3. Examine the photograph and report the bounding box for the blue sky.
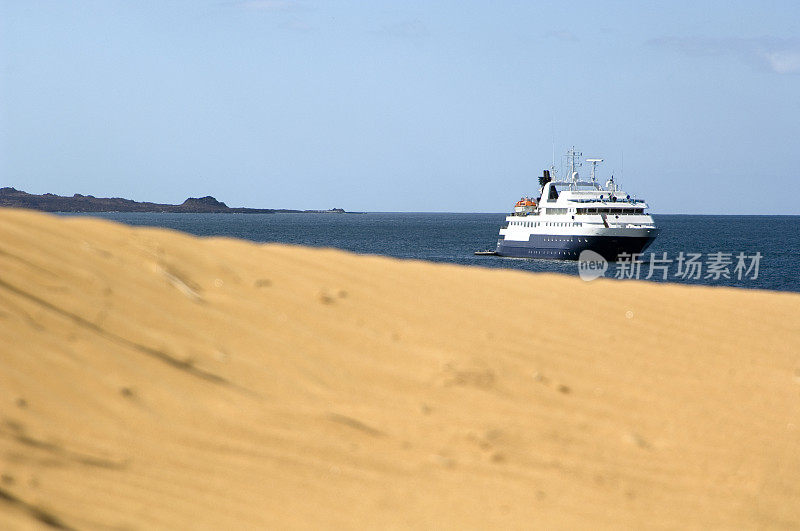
[2,0,798,213]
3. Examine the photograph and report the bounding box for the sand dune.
[0,208,798,529]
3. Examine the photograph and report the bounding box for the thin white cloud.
[230,0,315,31]
[238,0,292,10]
[279,19,314,32]
[547,30,578,42]
[764,50,800,74]
[234,0,312,12]
[374,18,428,39]
[647,36,800,75]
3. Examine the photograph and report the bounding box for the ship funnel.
[538,169,551,187]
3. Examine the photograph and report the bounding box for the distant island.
[0,187,349,214]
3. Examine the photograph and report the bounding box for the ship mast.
[564,146,582,189]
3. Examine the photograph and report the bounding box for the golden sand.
[0,208,798,529]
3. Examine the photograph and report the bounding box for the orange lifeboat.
[515,197,537,208]
[513,197,537,214]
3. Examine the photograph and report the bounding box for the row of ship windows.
[510,221,582,227]
[576,207,644,214]
[543,207,644,215]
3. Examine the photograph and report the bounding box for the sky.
[1,0,799,214]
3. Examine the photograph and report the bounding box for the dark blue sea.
[64,213,800,293]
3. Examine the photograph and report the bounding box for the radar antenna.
[586,158,603,183]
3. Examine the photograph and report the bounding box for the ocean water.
[63,213,800,293]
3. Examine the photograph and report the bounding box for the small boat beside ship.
[482,147,658,261]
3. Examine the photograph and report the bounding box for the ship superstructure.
[495,147,658,260]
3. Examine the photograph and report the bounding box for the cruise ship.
[494,148,658,260]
